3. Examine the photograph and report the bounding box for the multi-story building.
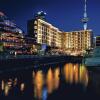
[27,11,62,49]
[0,12,25,54]
[96,36,100,47]
[27,11,93,55]
[62,30,93,55]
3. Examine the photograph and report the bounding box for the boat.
[84,47,100,67]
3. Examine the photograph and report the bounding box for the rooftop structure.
[34,11,47,20]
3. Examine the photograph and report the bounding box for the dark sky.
[0,0,100,36]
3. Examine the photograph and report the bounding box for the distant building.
[0,12,25,54]
[27,11,62,49]
[96,36,100,47]
[62,30,93,55]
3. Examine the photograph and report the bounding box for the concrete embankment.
[0,55,83,70]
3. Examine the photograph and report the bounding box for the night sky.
[0,0,100,36]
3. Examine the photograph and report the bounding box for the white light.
[38,11,41,15]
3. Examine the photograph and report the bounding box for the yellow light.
[73,64,79,83]
[20,83,25,92]
[54,68,60,89]
[79,64,89,87]
[1,80,5,90]
[46,68,54,94]
[34,71,44,99]
[4,84,10,96]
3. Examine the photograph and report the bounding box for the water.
[0,63,100,100]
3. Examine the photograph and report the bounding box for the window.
[34,21,37,24]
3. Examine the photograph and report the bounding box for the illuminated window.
[34,21,37,24]
[34,26,37,29]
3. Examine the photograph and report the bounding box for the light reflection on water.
[20,83,25,92]
[79,65,88,86]
[63,64,88,86]
[46,68,54,94]
[1,80,5,91]
[54,68,60,89]
[0,63,88,99]
[34,71,44,99]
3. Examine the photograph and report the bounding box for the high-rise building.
[27,11,93,55]
[27,11,62,49]
[62,30,93,55]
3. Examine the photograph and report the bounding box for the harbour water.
[0,62,100,100]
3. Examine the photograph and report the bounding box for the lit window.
[34,26,37,29]
[34,21,37,24]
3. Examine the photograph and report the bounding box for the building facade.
[62,30,93,55]
[27,12,93,55]
[96,36,100,47]
[0,12,25,54]
[27,11,62,49]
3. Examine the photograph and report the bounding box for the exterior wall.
[96,36,100,47]
[62,30,93,54]
[61,33,67,49]
[28,18,62,48]
[0,32,25,53]
[0,12,25,54]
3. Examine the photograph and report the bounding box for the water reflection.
[42,87,48,100]
[74,64,79,83]
[0,63,89,100]
[54,68,60,89]
[33,71,44,99]
[4,83,10,96]
[63,63,88,86]
[79,65,88,86]
[20,83,25,92]
[0,78,26,96]
[13,78,18,86]
[46,68,54,94]
[64,63,74,83]
[32,67,60,99]
[1,80,5,90]
[2,79,13,96]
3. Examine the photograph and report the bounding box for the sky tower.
[82,0,89,30]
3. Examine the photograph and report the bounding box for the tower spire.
[84,0,87,17]
[82,0,89,30]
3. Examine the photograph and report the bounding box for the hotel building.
[62,30,93,54]
[27,11,93,55]
[27,11,62,49]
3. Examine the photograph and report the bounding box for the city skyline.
[0,0,100,35]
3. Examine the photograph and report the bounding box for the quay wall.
[0,55,83,70]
